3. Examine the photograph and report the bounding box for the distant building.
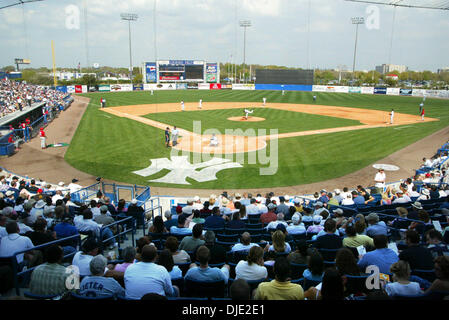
[50,72,97,80]
[438,67,449,74]
[375,64,408,74]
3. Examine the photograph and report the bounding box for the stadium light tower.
[239,20,251,83]
[121,13,138,83]
[351,17,364,82]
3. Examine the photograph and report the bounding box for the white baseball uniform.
[263,98,266,106]
[390,110,394,124]
[181,101,185,111]
[199,99,202,109]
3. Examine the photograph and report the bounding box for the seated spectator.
[314,219,342,250]
[260,203,277,225]
[156,249,183,280]
[54,212,79,256]
[301,207,313,223]
[254,256,304,300]
[186,209,205,228]
[113,246,136,273]
[425,256,449,294]
[135,236,152,262]
[246,198,261,216]
[179,224,205,252]
[384,260,422,297]
[265,230,292,254]
[399,230,434,270]
[357,235,398,274]
[227,211,246,229]
[116,199,128,216]
[332,208,347,229]
[342,223,374,249]
[341,193,355,206]
[170,215,192,236]
[202,230,227,264]
[335,248,361,276]
[29,245,72,296]
[203,207,225,229]
[25,217,56,247]
[288,239,314,265]
[79,255,125,299]
[231,232,259,252]
[409,210,434,235]
[303,252,324,282]
[149,215,168,234]
[266,213,288,231]
[72,238,101,277]
[304,267,346,300]
[94,205,115,228]
[365,213,388,238]
[388,207,411,230]
[425,229,449,258]
[185,246,230,283]
[287,213,306,235]
[392,189,412,204]
[235,246,268,281]
[0,221,35,269]
[230,279,251,300]
[124,245,177,299]
[165,236,191,264]
[164,210,178,230]
[354,214,367,235]
[306,215,324,234]
[126,199,145,227]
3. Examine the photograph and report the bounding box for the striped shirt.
[29,263,71,295]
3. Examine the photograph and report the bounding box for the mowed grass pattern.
[66,90,449,189]
[143,108,362,135]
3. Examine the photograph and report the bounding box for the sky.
[0,0,448,72]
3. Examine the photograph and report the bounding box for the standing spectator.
[124,245,177,299]
[374,169,386,189]
[235,246,268,281]
[385,260,422,297]
[254,257,304,300]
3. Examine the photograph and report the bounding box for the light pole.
[239,20,251,83]
[121,13,138,83]
[351,17,364,83]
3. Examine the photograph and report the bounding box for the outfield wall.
[55,84,449,99]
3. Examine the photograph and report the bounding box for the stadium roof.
[344,0,449,10]
[0,0,44,10]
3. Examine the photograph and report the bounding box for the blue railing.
[100,216,135,256]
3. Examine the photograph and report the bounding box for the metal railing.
[100,216,135,256]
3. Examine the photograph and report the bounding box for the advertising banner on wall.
[56,86,67,93]
[386,88,400,96]
[109,84,133,92]
[145,62,157,83]
[255,84,312,91]
[412,89,426,97]
[361,87,375,94]
[176,83,187,90]
[99,85,110,92]
[144,84,157,91]
[348,87,361,94]
[210,83,221,90]
[232,84,256,90]
[67,86,75,93]
[75,85,83,93]
[400,88,412,96]
[312,85,327,92]
[374,87,387,95]
[221,84,233,89]
[206,63,218,83]
[198,83,210,90]
[334,86,349,93]
[133,84,144,91]
[155,83,176,90]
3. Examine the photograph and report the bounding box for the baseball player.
[262,97,266,106]
[164,127,170,148]
[171,126,179,146]
[39,127,47,149]
[181,100,185,111]
[244,109,254,120]
[210,134,218,147]
[151,88,154,95]
[390,109,395,124]
[199,99,202,109]
[281,85,285,96]
[313,95,317,102]
[419,102,424,115]
[421,108,425,121]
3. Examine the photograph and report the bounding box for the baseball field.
[66,90,449,189]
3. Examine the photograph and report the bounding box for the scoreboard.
[143,60,219,84]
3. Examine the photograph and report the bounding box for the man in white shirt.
[246,198,260,215]
[287,213,306,235]
[124,245,177,299]
[262,97,266,106]
[231,232,259,252]
[266,213,288,231]
[74,209,101,238]
[72,238,101,277]
[341,194,355,206]
[68,179,83,194]
[0,221,34,265]
[199,99,202,109]
[392,190,412,204]
[374,169,386,189]
[171,126,179,147]
[192,196,203,211]
[181,200,194,216]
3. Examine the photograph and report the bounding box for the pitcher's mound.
[228,116,266,122]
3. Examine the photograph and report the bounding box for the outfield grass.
[66,90,449,189]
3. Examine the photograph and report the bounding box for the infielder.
[39,127,47,149]
[181,100,185,111]
[281,85,285,96]
[244,109,254,120]
[419,102,424,115]
[199,99,202,109]
[262,97,266,106]
[390,109,395,124]
[171,126,179,146]
[421,108,425,121]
